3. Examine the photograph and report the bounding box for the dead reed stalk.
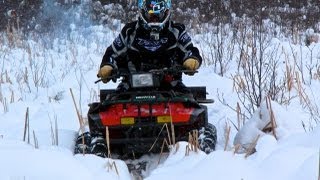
[165,123,172,146]
[148,123,167,152]
[295,72,319,119]
[232,75,246,93]
[70,88,86,154]
[69,88,84,130]
[185,144,191,156]
[245,135,260,158]
[169,105,176,146]
[193,130,199,153]
[285,58,294,91]
[106,126,111,158]
[186,130,199,155]
[33,130,39,149]
[224,123,231,151]
[49,114,59,146]
[158,139,169,164]
[5,70,12,84]
[3,98,8,113]
[236,102,242,130]
[55,118,59,146]
[50,120,55,145]
[170,123,175,146]
[23,107,30,143]
[174,142,180,154]
[265,96,277,139]
[233,144,241,154]
[10,90,14,103]
[106,161,119,176]
[104,127,119,176]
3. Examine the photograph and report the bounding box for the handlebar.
[95,66,198,84]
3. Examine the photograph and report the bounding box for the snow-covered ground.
[1,5,320,180]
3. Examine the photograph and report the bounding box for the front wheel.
[198,123,217,154]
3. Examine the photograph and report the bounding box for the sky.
[1,2,320,180]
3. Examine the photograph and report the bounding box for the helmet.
[138,0,171,31]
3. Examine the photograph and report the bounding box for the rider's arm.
[100,22,137,69]
[174,23,203,67]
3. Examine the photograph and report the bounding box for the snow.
[1,8,320,180]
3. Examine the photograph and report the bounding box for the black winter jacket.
[101,20,202,75]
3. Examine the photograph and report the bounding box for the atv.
[74,66,217,158]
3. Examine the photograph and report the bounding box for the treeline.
[97,0,320,30]
[1,0,320,33]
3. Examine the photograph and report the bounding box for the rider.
[98,0,202,93]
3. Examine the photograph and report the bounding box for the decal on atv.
[134,95,157,100]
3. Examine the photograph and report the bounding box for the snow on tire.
[198,123,217,154]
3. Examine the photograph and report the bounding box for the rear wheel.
[90,135,108,158]
[74,132,109,158]
[74,132,92,154]
[198,123,217,154]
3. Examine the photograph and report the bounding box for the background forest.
[1,0,320,34]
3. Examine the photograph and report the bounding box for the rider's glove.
[183,58,199,75]
[98,65,113,83]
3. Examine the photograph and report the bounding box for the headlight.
[132,73,154,88]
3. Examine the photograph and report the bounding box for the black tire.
[74,132,92,154]
[90,136,108,158]
[198,123,217,154]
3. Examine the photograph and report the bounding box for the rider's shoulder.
[121,21,139,35]
[170,21,186,32]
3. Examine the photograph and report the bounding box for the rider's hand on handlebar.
[183,58,199,76]
[98,65,113,83]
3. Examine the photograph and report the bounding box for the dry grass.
[70,88,84,133]
[313,67,320,81]
[236,102,243,130]
[50,119,55,145]
[184,129,201,156]
[169,105,176,147]
[263,96,278,139]
[49,115,59,146]
[33,130,39,149]
[159,139,169,164]
[232,75,246,93]
[233,144,242,155]
[105,126,111,158]
[244,135,260,158]
[148,123,169,152]
[187,130,199,153]
[104,126,119,176]
[284,55,295,92]
[23,107,30,143]
[70,88,88,155]
[2,97,8,113]
[105,160,119,176]
[224,123,231,151]
[295,73,320,123]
